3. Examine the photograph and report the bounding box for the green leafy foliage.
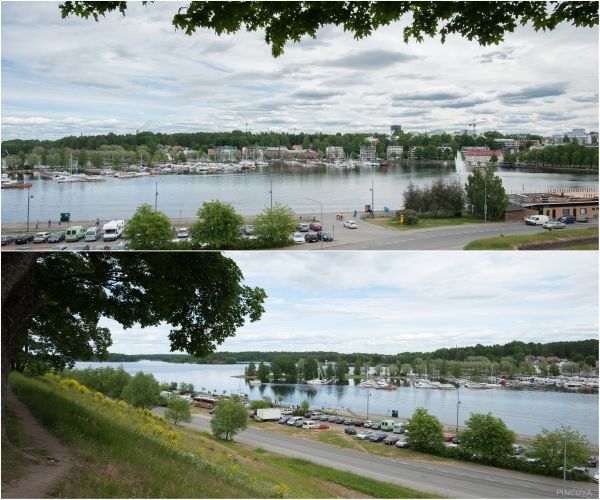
[465,166,509,219]
[210,398,248,440]
[251,202,295,247]
[164,395,193,425]
[458,412,516,461]
[121,371,160,409]
[529,426,591,470]
[335,359,349,381]
[189,200,245,249]
[256,361,270,382]
[300,399,310,413]
[123,203,175,249]
[61,365,131,399]
[402,178,464,216]
[403,407,445,454]
[249,399,271,410]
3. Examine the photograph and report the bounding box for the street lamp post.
[370,179,374,217]
[484,177,487,222]
[270,177,273,209]
[155,182,159,211]
[26,189,33,232]
[305,197,323,250]
[553,418,567,499]
[456,388,461,433]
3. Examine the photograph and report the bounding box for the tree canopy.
[465,166,509,220]
[164,395,193,425]
[190,200,245,250]
[123,203,175,250]
[121,371,161,409]
[458,412,516,461]
[251,202,296,247]
[529,426,591,470]
[210,398,248,440]
[1,252,266,438]
[59,1,598,57]
[403,407,445,454]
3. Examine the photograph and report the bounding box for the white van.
[65,226,85,242]
[287,417,301,426]
[381,420,396,431]
[85,226,102,242]
[393,423,405,434]
[525,215,549,225]
[302,420,316,429]
[103,220,124,241]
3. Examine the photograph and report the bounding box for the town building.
[505,188,599,221]
[464,149,503,164]
[360,146,377,161]
[386,145,403,158]
[325,146,345,160]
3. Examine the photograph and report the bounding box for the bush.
[394,209,420,225]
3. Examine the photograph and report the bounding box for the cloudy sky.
[101,252,599,356]
[1,2,598,141]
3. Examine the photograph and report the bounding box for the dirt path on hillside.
[2,387,77,498]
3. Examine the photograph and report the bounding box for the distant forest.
[103,339,598,366]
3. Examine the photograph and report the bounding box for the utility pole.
[155,182,158,211]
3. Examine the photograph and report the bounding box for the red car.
[444,433,455,442]
[312,424,329,430]
[383,436,400,445]
[309,222,322,231]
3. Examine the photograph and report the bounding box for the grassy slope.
[464,226,598,250]
[7,373,440,499]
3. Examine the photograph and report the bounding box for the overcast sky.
[1,2,598,141]
[100,252,599,356]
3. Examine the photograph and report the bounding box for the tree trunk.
[1,254,40,441]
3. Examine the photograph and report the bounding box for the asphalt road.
[2,216,597,251]
[153,409,599,499]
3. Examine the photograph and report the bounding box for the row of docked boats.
[1,174,32,188]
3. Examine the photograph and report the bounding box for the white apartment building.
[325,146,345,160]
[427,129,445,137]
[495,138,518,153]
[360,146,377,161]
[386,146,403,158]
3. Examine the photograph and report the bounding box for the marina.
[2,162,597,223]
[74,360,599,443]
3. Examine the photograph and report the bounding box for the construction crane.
[469,119,488,136]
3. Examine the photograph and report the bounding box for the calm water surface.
[3,164,598,222]
[75,360,599,443]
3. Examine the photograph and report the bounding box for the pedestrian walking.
[96,217,100,226]
[48,219,51,227]
[58,221,61,228]
[35,221,39,229]
[354,209,357,217]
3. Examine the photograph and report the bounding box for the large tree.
[121,371,161,409]
[1,252,266,439]
[403,407,445,454]
[465,166,509,220]
[189,200,245,250]
[251,202,295,247]
[528,426,590,470]
[59,2,598,58]
[123,203,175,250]
[458,412,516,462]
[210,398,248,441]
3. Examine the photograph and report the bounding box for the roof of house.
[465,149,503,156]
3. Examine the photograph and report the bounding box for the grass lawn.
[365,214,487,231]
[464,226,598,250]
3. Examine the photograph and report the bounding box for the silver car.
[356,430,374,440]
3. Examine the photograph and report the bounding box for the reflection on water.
[75,360,599,442]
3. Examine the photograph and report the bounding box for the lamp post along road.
[155,182,159,211]
[305,197,323,250]
[26,189,33,232]
[456,388,461,433]
[553,418,567,499]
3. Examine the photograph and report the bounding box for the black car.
[317,231,333,242]
[557,215,576,224]
[294,420,304,428]
[344,427,357,435]
[73,244,91,251]
[1,235,15,245]
[452,437,461,444]
[278,416,291,424]
[334,417,345,424]
[588,456,597,467]
[369,433,388,442]
[15,234,34,244]
[304,412,313,418]
[354,420,364,427]
[304,233,318,243]
[370,422,382,430]
[47,231,66,243]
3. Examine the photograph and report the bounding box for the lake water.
[3,164,598,223]
[75,360,599,443]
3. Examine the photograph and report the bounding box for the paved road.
[2,215,597,251]
[154,409,599,499]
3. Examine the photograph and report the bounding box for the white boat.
[249,379,262,386]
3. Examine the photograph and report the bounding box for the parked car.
[47,231,66,243]
[1,235,15,245]
[312,424,329,430]
[294,420,305,428]
[383,436,400,445]
[278,417,291,424]
[356,430,374,440]
[209,408,215,414]
[33,232,52,243]
[334,417,345,424]
[343,418,355,425]
[543,220,565,230]
[50,245,69,251]
[557,215,577,224]
[287,417,302,426]
[319,415,329,421]
[15,246,34,251]
[113,241,129,251]
[291,232,305,244]
[588,456,597,467]
[343,220,358,229]
[327,415,336,422]
[396,439,410,448]
[354,420,364,427]
[296,223,309,232]
[369,433,388,442]
[363,421,373,428]
[594,471,599,484]
[309,222,322,231]
[316,231,333,242]
[513,444,524,455]
[344,427,357,435]
[444,433,455,442]
[370,422,382,430]
[243,225,254,235]
[452,437,461,444]
[304,233,318,243]
[302,421,317,429]
[92,245,111,251]
[15,234,34,244]
[72,244,91,251]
